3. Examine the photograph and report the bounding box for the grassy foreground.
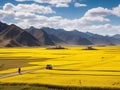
[0,46,120,89]
[0,83,120,90]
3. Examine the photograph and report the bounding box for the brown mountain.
[28,27,66,45]
[0,24,40,47]
[48,34,66,45]
[28,27,61,45]
[0,21,9,32]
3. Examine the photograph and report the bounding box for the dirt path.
[0,63,80,79]
[0,67,45,79]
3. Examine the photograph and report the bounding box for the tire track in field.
[0,63,79,79]
[0,63,77,79]
[0,67,45,79]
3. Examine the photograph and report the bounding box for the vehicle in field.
[46,64,53,70]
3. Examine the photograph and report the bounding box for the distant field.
[0,46,120,89]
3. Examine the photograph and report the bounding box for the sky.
[0,0,120,35]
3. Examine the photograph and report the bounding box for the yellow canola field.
[0,46,120,88]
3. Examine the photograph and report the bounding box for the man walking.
[18,67,21,74]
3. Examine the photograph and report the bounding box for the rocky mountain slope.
[0,23,40,47]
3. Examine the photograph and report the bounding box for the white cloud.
[80,16,110,24]
[85,24,112,30]
[74,2,87,7]
[3,3,55,15]
[80,7,112,23]
[112,4,120,17]
[15,12,36,19]
[0,10,5,19]
[0,9,15,19]
[16,0,72,7]
[3,3,15,11]
[55,3,69,7]
[83,24,120,35]
[84,7,112,17]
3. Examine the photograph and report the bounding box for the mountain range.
[0,21,120,47]
[41,27,120,45]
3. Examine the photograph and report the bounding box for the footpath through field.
[0,67,45,79]
[0,63,82,79]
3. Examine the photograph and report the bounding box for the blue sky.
[0,0,120,35]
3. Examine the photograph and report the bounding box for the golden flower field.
[0,46,120,89]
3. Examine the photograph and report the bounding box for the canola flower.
[0,46,120,88]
